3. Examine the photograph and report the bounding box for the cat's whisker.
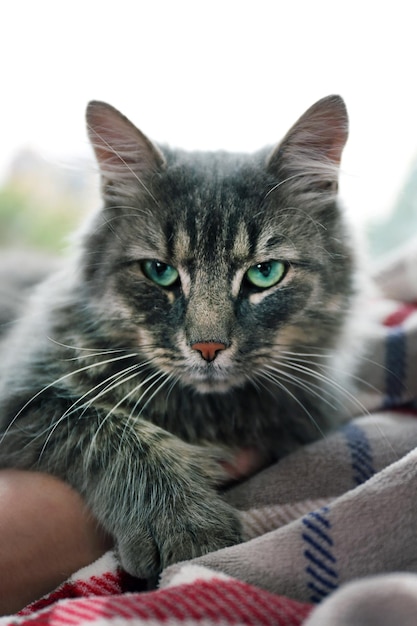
[33,362,155,462]
[248,372,281,402]
[275,354,403,461]
[57,362,150,422]
[274,357,370,418]
[280,345,396,378]
[282,352,383,397]
[263,363,342,412]
[46,337,126,355]
[279,348,335,359]
[85,369,165,464]
[80,358,155,405]
[0,352,140,445]
[106,203,153,215]
[61,350,131,362]
[257,370,327,439]
[134,372,173,419]
[37,363,160,464]
[277,342,398,398]
[100,214,124,242]
[123,371,167,424]
[164,374,181,405]
[243,372,265,397]
[264,173,307,198]
[93,367,156,414]
[116,371,175,457]
[101,212,154,226]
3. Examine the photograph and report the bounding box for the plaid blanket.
[3,237,417,625]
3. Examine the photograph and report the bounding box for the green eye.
[142,260,179,288]
[245,261,286,289]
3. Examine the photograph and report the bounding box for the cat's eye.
[142,260,180,288]
[245,261,287,289]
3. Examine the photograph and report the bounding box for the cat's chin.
[183,373,245,395]
[189,381,234,394]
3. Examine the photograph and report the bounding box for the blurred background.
[1,1,416,258]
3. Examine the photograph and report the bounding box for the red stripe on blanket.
[75,573,124,596]
[19,570,146,616]
[383,303,417,327]
[19,575,122,615]
[14,578,313,626]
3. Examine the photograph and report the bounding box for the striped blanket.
[3,238,417,625]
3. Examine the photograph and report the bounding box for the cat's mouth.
[181,363,246,394]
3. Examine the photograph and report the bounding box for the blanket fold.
[161,413,417,603]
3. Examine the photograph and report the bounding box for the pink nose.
[191,342,226,362]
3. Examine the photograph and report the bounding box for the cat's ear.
[267,95,348,189]
[86,101,165,187]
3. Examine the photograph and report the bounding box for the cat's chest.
[136,383,285,449]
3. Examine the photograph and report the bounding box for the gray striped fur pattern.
[0,95,357,578]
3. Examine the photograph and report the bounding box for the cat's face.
[81,96,353,394]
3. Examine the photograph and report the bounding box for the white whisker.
[85,369,164,467]
[282,352,383,397]
[74,361,154,417]
[35,362,155,461]
[257,369,327,439]
[0,352,140,445]
[135,372,173,419]
[47,337,125,355]
[116,371,174,456]
[274,357,370,417]
[264,363,341,412]
[264,173,307,198]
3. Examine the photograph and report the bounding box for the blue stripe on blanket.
[384,327,407,407]
[343,422,374,486]
[302,507,338,603]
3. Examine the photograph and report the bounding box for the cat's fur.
[0,95,356,577]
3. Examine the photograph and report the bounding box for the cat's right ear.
[86,101,165,187]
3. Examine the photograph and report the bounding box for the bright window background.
[1,1,416,257]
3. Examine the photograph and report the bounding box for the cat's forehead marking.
[178,267,191,298]
[231,269,246,299]
[173,227,192,261]
[232,221,251,259]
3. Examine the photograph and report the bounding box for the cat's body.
[0,95,357,577]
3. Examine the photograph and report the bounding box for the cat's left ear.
[86,101,165,187]
[267,95,348,189]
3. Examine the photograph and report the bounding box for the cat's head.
[81,96,353,394]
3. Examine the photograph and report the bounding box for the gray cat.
[0,95,356,578]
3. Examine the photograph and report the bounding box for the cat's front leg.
[72,415,242,578]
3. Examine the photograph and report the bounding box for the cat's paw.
[157,494,242,569]
[117,488,242,578]
[118,448,242,578]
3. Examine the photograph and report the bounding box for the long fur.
[0,95,359,578]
